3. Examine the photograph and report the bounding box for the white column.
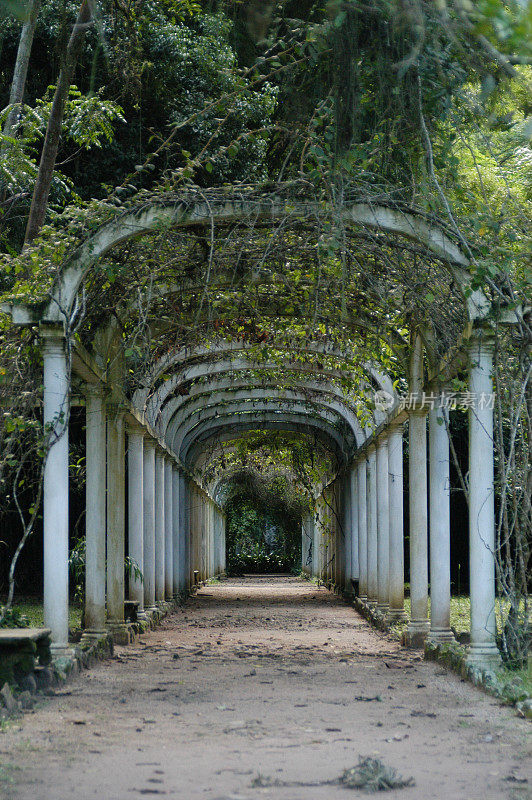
[366,444,378,604]
[106,409,125,625]
[388,424,406,619]
[84,386,106,632]
[164,457,173,599]
[407,410,430,638]
[42,327,70,651]
[467,334,500,666]
[179,471,188,591]
[376,434,390,612]
[155,449,165,603]
[357,459,367,599]
[142,439,156,610]
[127,424,144,615]
[428,396,454,642]
[350,464,359,581]
[343,472,352,591]
[172,466,180,596]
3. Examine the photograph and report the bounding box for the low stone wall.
[0,597,185,721]
[351,595,531,720]
[425,640,532,718]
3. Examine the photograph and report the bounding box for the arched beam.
[136,357,388,428]
[173,399,353,459]
[179,409,352,466]
[134,339,395,409]
[164,387,363,450]
[10,197,488,325]
[157,375,367,436]
[183,417,347,468]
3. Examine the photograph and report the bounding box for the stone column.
[164,457,173,600]
[350,464,359,582]
[387,424,406,620]
[41,326,71,651]
[343,472,352,592]
[376,434,390,612]
[154,448,166,603]
[428,395,454,642]
[142,438,157,611]
[467,334,500,667]
[179,471,188,592]
[106,408,126,629]
[366,444,378,605]
[84,386,107,634]
[406,410,430,642]
[357,458,367,600]
[172,466,181,596]
[127,422,144,617]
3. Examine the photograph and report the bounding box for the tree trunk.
[2,0,41,144]
[24,0,92,246]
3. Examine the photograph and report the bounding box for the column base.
[376,602,389,613]
[106,622,136,646]
[50,643,76,659]
[404,620,430,648]
[387,608,407,622]
[465,643,501,670]
[427,627,456,644]
[80,629,107,642]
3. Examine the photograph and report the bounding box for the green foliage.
[0,604,29,628]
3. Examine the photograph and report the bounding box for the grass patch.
[391,596,526,636]
[0,598,82,630]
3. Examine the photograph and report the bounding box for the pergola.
[3,190,508,668]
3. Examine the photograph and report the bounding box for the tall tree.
[24,0,92,246]
[2,0,41,145]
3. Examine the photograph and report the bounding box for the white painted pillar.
[388,424,406,619]
[343,472,352,591]
[366,444,378,604]
[350,464,359,582]
[127,423,144,615]
[106,409,126,625]
[155,449,165,603]
[172,466,180,596]
[84,386,107,633]
[164,457,173,599]
[407,410,430,638]
[179,472,189,591]
[357,459,367,599]
[42,326,70,651]
[467,334,500,666]
[376,434,390,612]
[428,396,454,642]
[142,439,156,610]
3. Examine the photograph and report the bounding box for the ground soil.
[0,576,530,800]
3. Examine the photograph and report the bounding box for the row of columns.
[342,334,499,666]
[41,326,225,651]
[84,398,185,639]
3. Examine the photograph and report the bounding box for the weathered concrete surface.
[0,577,530,800]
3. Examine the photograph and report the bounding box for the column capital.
[468,326,496,359]
[143,436,156,450]
[376,431,389,448]
[40,323,66,352]
[84,382,106,399]
[126,418,146,437]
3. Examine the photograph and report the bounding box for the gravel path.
[0,576,530,800]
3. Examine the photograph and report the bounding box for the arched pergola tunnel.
[3,191,512,669]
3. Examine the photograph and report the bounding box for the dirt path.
[0,576,530,800]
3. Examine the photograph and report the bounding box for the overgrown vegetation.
[0,1,529,665]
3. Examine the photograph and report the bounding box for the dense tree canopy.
[0,1,530,653]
